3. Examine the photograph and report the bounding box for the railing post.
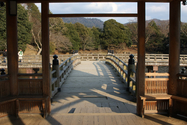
[181,68,186,74]
[52,55,60,92]
[69,58,72,73]
[1,68,6,75]
[127,54,135,92]
[50,63,53,102]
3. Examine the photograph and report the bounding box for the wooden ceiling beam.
[48,13,138,17]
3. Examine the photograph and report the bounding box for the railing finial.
[53,55,59,65]
[129,54,135,65]
[0,68,6,75]
[181,67,186,74]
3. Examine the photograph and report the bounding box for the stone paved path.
[51,61,136,115]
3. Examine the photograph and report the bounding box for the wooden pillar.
[41,1,50,115]
[137,2,145,115]
[169,1,180,95]
[6,2,18,96]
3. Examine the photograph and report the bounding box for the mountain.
[124,18,169,26]
[124,19,169,36]
[146,19,169,26]
[62,17,104,29]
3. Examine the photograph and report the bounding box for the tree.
[25,3,42,55]
[91,27,102,50]
[49,18,72,52]
[0,4,32,51]
[74,22,91,51]
[64,23,81,50]
[126,22,138,45]
[49,17,64,33]
[50,32,72,52]
[17,4,32,51]
[145,21,165,53]
[0,3,6,50]
[180,23,187,53]
[102,19,132,50]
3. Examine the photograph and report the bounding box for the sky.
[35,2,187,24]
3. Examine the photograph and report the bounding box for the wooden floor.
[0,61,187,125]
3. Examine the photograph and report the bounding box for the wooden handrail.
[50,54,81,98]
[177,73,187,77]
[0,74,8,78]
[18,73,42,76]
[105,54,136,95]
[145,73,169,76]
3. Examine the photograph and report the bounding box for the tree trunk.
[37,48,42,55]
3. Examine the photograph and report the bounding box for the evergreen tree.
[0,3,6,50]
[17,4,32,51]
[0,4,32,51]
[64,23,81,50]
[74,22,90,51]
[91,27,102,50]
[102,19,132,50]
[145,21,165,53]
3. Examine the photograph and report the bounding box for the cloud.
[146,3,169,12]
[48,2,138,14]
[146,3,169,21]
[146,16,152,20]
[49,2,118,13]
[35,3,41,11]
[181,5,187,22]
[181,5,187,13]
[117,3,137,13]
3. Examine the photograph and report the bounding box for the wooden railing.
[0,74,9,98]
[18,73,43,95]
[80,54,106,61]
[172,74,187,116]
[177,73,187,97]
[105,54,136,95]
[115,54,187,64]
[141,73,171,117]
[0,54,81,118]
[145,73,169,94]
[1,54,187,68]
[50,54,81,98]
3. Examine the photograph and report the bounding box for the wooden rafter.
[48,13,138,17]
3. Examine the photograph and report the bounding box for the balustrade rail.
[0,74,9,98]
[0,54,81,118]
[1,54,187,68]
[80,54,106,61]
[50,54,81,98]
[172,74,187,116]
[145,73,169,94]
[116,54,187,66]
[105,54,136,95]
[177,73,187,97]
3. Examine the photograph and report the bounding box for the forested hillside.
[62,17,104,29]
[0,4,187,54]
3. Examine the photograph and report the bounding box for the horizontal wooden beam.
[145,73,169,76]
[48,13,138,17]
